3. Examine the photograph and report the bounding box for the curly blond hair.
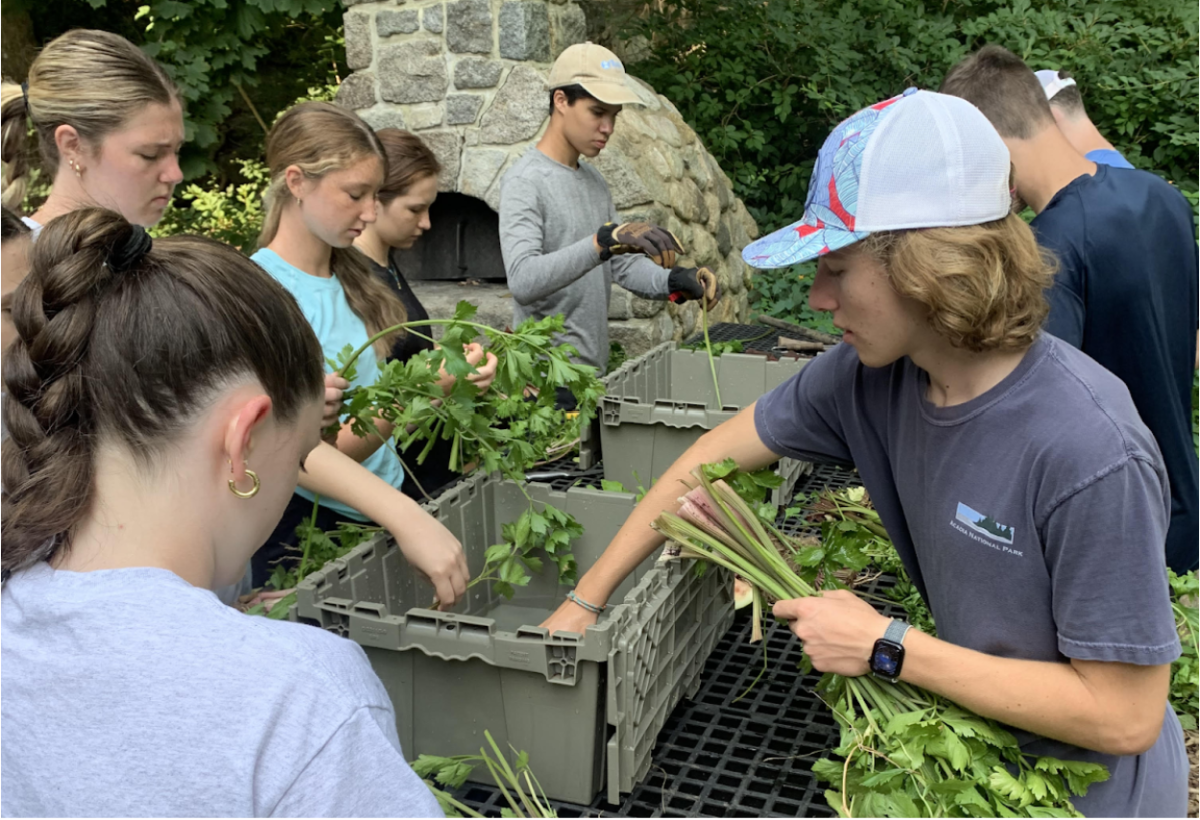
[860,214,1055,353]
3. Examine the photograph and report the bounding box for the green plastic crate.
[293,470,734,805]
[599,342,812,501]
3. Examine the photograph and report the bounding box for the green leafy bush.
[81,0,345,178]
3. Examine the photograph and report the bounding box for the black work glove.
[596,221,683,268]
[668,266,720,310]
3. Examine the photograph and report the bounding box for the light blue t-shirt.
[252,248,404,520]
[1085,148,1135,169]
[1,563,442,818]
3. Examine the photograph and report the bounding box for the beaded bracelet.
[566,590,606,615]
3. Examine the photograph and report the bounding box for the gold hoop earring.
[228,469,260,499]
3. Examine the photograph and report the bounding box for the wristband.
[566,590,606,615]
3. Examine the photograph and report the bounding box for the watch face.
[872,643,902,676]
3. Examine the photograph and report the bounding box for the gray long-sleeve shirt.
[499,146,671,372]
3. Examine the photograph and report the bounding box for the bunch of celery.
[653,467,1107,818]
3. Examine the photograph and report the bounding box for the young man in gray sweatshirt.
[499,43,719,394]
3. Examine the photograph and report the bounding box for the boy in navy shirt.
[942,45,1199,574]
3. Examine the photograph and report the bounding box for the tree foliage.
[78,0,346,178]
[617,0,1198,323]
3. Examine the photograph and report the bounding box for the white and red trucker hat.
[742,88,1012,270]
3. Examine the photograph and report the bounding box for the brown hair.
[1,204,32,321]
[1,29,179,209]
[375,129,441,204]
[1,208,324,576]
[259,102,406,359]
[938,45,1054,140]
[860,214,1055,353]
[1044,69,1086,119]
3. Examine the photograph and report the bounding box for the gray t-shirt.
[755,335,1186,817]
[499,146,671,372]
[1,563,442,818]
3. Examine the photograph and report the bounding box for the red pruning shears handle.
[669,291,686,303]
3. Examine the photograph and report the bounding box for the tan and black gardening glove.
[596,221,683,268]
[668,265,721,311]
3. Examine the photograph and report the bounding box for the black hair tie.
[107,225,153,272]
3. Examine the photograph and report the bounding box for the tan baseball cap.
[547,42,642,106]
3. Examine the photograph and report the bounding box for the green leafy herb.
[1168,569,1198,730]
[655,466,1108,817]
[330,303,600,596]
[412,731,556,818]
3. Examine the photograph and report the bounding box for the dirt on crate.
[1189,729,1198,818]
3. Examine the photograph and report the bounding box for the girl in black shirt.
[353,129,497,501]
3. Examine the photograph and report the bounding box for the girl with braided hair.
[0,208,441,817]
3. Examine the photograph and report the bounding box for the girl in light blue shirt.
[250,102,470,607]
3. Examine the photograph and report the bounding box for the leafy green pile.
[654,466,1108,818]
[248,496,381,618]
[334,303,604,486]
[804,487,936,635]
[472,504,583,600]
[812,683,1109,818]
[413,731,557,818]
[1169,569,1198,730]
[328,303,604,599]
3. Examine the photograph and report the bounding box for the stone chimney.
[338,0,757,357]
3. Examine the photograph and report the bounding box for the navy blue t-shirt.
[755,337,1186,818]
[1031,164,1199,573]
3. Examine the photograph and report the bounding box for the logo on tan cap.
[548,42,642,106]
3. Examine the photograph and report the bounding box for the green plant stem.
[702,299,722,408]
[340,319,553,379]
[297,493,321,580]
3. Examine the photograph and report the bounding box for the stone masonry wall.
[338,0,757,358]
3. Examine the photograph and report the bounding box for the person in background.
[0,208,441,817]
[1,205,31,354]
[941,45,1199,574]
[542,89,1185,817]
[0,29,184,231]
[499,42,719,402]
[1035,69,1135,169]
[353,127,497,501]
[250,101,473,603]
[1,205,32,445]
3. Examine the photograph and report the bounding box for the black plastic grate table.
[682,321,835,360]
[451,460,871,817]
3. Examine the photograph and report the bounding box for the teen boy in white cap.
[499,43,719,389]
[541,88,1185,817]
[1035,69,1135,169]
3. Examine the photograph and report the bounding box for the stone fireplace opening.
[394,192,506,283]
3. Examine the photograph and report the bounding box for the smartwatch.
[869,619,911,683]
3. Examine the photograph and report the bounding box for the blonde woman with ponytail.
[251,102,469,605]
[0,29,184,229]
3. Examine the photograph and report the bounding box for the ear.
[223,394,274,484]
[552,89,569,116]
[53,124,85,167]
[284,165,309,201]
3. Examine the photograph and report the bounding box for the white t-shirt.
[1,563,442,818]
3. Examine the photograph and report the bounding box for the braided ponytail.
[2,210,130,572]
[1,209,325,576]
